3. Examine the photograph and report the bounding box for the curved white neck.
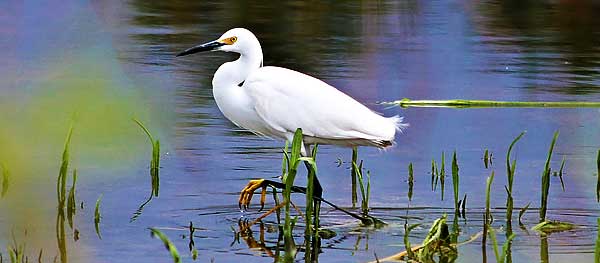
[211,46,268,136]
[212,48,263,88]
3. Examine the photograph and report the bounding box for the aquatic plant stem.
[391,98,600,108]
[540,131,559,222]
[351,147,358,208]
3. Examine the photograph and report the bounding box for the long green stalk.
[303,145,319,263]
[595,218,600,263]
[540,131,559,222]
[408,163,414,202]
[488,227,515,263]
[483,171,494,248]
[440,152,445,201]
[506,132,525,232]
[351,147,358,208]
[56,125,73,263]
[133,119,160,197]
[281,128,303,262]
[451,151,459,213]
[392,98,600,108]
[354,161,370,216]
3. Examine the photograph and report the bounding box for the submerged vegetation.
[131,119,162,222]
[0,119,596,262]
[354,160,371,216]
[56,125,75,263]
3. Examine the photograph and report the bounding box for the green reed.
[353,161,370,216]
[408,163,414,202]
[488,227,515,263]
[540,131,559,223]
[483,171,494,248]
[451,151,459,214]
[440,152,446,200]
[595,218,600,263]
[505,132,525,228]
[431,159,436,191]
[66,169,77,229]
[133,119,160,197]
[0,163,8,198]
[518,202,530,227]
[56,125,74,263]
[458,194,467,219]
[3,233,31,263]
[403,222,420,260]
[281,128,304,262]
[302,144,319,263]
[351,147,358,208]
[94,195,103,239]
[483,149,490,169]
[150,228,182,263]
[393,98,600,108]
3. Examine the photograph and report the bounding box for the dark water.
[1,0,600,262]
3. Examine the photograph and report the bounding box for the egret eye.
[230,37,237,43]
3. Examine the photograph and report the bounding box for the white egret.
[177,28,408,209]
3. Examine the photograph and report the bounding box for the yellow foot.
[239,179,268,211]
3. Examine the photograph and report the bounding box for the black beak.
[176,40,225,57]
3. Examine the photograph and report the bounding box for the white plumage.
[177,28,407,153]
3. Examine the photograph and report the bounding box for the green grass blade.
[94,194,103,239]
[393,98,600,108]
[58,125,74,208]
[408,163,414,202]
[540,131,559,222]
[451,151,459,213]
[488,227,501,263]
[430,159,435,191]
[486,172,494,225]
[461,194,467,218]
[440,152,445,201]
[1,163,9,198]
[282,128,303,262]
[149,228,182,263]
[595,218,600,263]
[67,169,78,229]
[351,147,358,208]
[133,118,155,144]
[403,223,421,260]
[506,132,525,227]
[518,202,531,226]
[484,149,489,169]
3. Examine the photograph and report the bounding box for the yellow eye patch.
[220,36,238,45]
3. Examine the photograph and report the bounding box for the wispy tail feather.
[388,115,409,133]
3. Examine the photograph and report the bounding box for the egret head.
[176,28,260,57]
